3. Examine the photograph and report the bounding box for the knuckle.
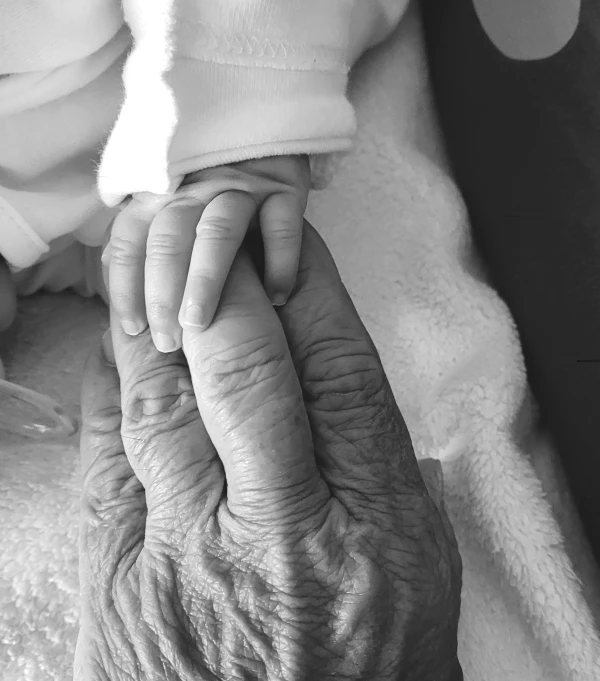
[80,449,144,525]
[83,401,122,437]
[266,214,300,237]
[199,335,290,402]
[302,337,388,414]
[109,234,142,266]
[146,232,188,260]
[121,365,198,436]
[196,215,240,241]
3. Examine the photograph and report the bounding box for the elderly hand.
[76,224,463,681]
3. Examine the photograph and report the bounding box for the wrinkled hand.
[76,224,462,681]
[105,155,310,352]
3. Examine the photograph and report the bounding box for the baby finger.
[260,193,304,306]
[145,202,203,352]
[109,206,153,336]
[179,191,256,330]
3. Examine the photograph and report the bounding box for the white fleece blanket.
[2,5,600,680]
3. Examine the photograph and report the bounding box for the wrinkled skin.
[76,224,463,681]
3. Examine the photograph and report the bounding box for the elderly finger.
[145,201,202,352]
[179,191,256,330]
[260,192,304,306]
[77,340,147,681]
[79,339,146,588]
[182,249,328,524]
[279,224,425,510]
[80,333,123,480]
[107,311,225,530]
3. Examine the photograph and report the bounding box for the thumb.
[76,332,146,681]
[79,330,145,567]
[79,330,122,477]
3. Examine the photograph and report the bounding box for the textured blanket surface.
[2,5,600,680]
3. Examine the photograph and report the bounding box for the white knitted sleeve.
[97,0,410,206]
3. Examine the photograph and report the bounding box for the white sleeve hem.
[98,60,355,206]
[99,0,411,205]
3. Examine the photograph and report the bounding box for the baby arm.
[98,0,410,352]
[105,155,310,351]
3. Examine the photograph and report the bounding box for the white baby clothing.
[0,0,410,286]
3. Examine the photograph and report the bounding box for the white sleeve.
[97,0,410,206]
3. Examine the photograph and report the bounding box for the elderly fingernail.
[102,329,116,366]
[154,333,178,353]
[122,319,146,336]
[184,304,206,328]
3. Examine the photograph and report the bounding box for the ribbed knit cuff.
[98,58,355,206]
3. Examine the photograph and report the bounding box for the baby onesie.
[0,0,410,287]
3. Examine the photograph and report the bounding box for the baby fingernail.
[272,293,288,307]
[184,304,206,328]
[154,333,178,354]
[122,320,145,336]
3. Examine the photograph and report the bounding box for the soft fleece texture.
[2,6,600,680]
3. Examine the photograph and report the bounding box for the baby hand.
[105,155,310,352]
